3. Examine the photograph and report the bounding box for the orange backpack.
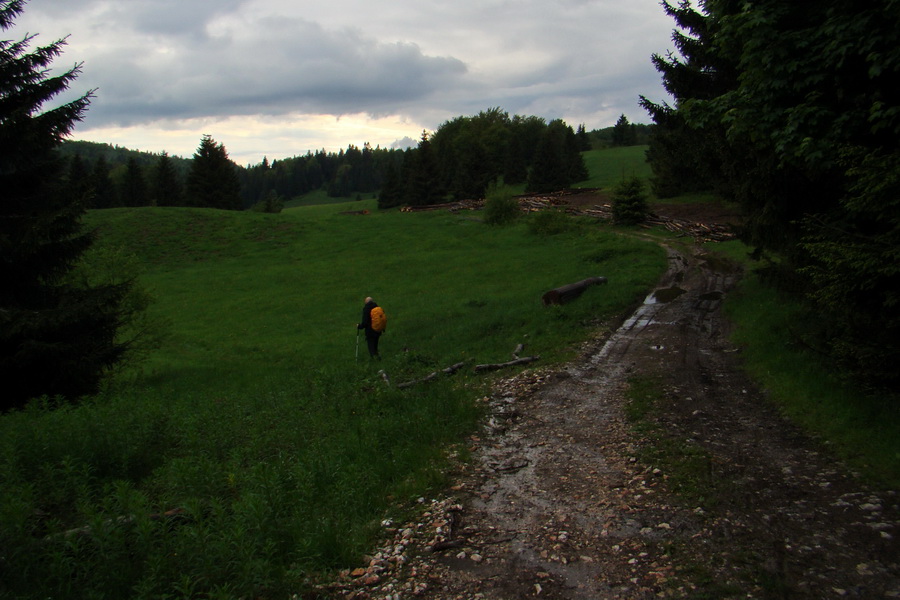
[370,306,387,333]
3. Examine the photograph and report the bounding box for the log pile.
[400,199,484,213]
[398,190,735,242]
[645,213,737,242]
[565,204,614,219]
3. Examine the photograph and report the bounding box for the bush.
[612,176,649,225]
[483,184,520,226]
[251,191,285,213]
[527,209,575,236]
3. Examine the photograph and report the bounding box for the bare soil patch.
[324,213,899,599]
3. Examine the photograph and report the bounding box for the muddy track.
[331,242,899,599]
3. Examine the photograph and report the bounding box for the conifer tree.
[404,131,442,206]
[90,155,117,208]
[121,156,148,207]
[186,134,242,210]
[152,152,184,207]
[1,0,133,408]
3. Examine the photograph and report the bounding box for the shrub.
[252,191,285,213]
[483,184,520,226]
[612,176,649,225]
[527,209,574,236]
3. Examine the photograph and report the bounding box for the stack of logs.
[400,190,736,243]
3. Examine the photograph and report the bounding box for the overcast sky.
[13,0,678,165]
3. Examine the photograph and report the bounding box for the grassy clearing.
[0,195,665,598]
[579,146,652,191]
[718,241,900,487]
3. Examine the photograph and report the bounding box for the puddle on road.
[648,286,687,304]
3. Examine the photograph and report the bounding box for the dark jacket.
[358,300,379,335]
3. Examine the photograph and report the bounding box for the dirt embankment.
[323,206,899,599]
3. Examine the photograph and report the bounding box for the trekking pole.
[355,329,360,362]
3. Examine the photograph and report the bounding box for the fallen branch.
[474,355,540,372]
[397,361,467,389]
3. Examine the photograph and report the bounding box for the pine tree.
[186,134,242,210]
[1,0,133,408]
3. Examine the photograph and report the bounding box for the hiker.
[358,296,387,358]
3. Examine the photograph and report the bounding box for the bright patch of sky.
[12,0,677,164]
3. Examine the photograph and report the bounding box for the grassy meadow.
[0,183,666,598]
[4,144,897,599]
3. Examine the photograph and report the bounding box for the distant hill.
[58,140,192,173]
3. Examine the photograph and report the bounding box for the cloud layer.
[14,0,676,162]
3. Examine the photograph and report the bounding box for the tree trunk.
[541,277,607,306]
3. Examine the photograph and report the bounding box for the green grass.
[284,189,377,208]
[0,197,666,599]
[578,146,652,190]
[719,245,900,487]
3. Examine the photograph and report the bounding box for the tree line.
[641,0,900,392]
[59,111,611,213]
[378,109,591,209]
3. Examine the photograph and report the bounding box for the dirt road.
[330,238,899,599]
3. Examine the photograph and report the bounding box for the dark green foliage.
[377,154,406,209]
[576,123,592,151]
[645,0,900,389]
[251,190,285,213]
[482,184,520,226]
[65,153,93,206]
[611,114,637,147]
[527,209,576,236]
[0,0,134,408]
[186,134,242,210]
[121,156,148,207]
[800,149,900,389]
[639,1,739,200]
[151,152,183,207]
[612,176,649,226]
[586,121,653,149]
[89,155,117,208]
[404,130,443,206]
[526,119,586,193]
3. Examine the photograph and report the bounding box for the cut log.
[474,355,540,372]
[542,277,607,306]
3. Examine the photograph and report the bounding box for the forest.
[639,0,899,392]
[56,116,646,212]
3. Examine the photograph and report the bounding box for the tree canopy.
[1,0,134,408]
[186,134,242,210]
[643,0,900,389]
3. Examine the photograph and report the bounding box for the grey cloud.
[78,14,467,127]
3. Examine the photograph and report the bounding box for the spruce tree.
[152,151,184,207]
[186,134,242,210]
[121,156,148,207]
[1,0,132,408]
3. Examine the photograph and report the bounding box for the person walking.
[357,296,386,359]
